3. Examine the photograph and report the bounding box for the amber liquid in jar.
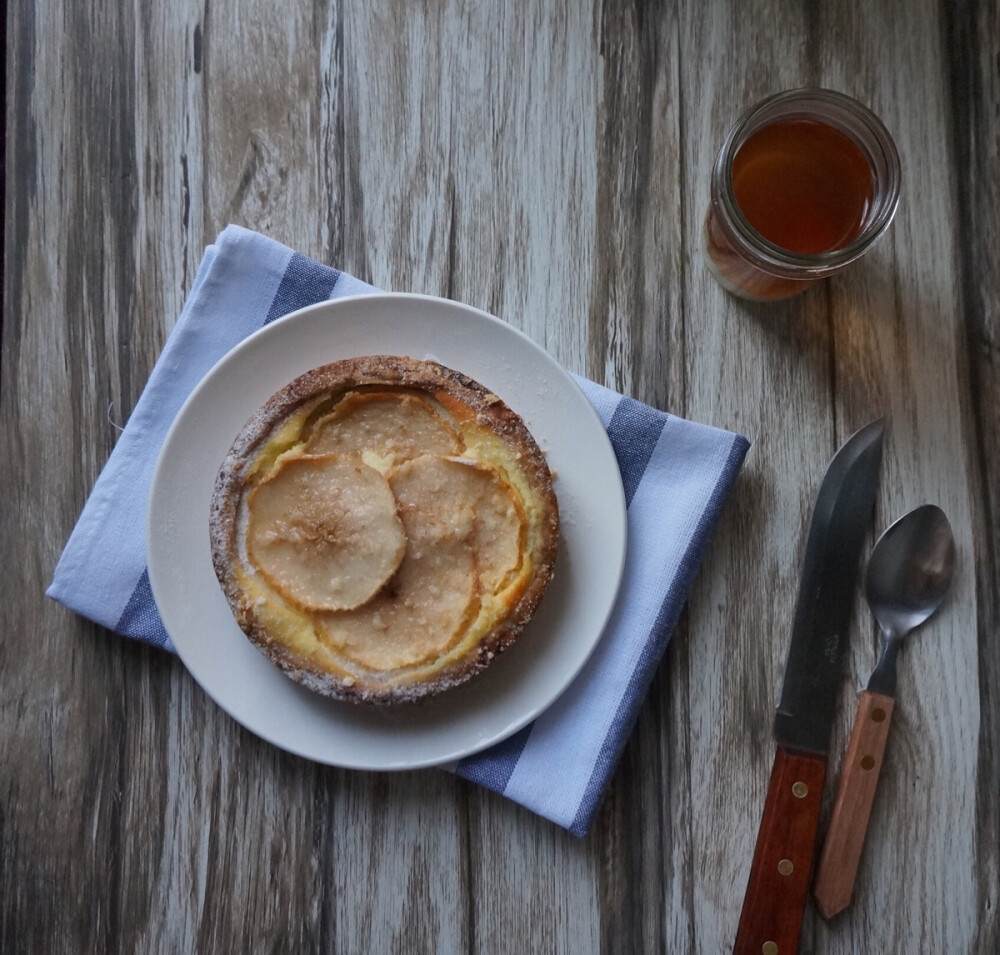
[704,90,897,301]
[731,118,874,256]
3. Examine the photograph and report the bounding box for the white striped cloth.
[47,225,749,835]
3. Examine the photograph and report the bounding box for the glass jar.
[704,89,901,301]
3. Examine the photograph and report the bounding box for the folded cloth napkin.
[48,225,749,836]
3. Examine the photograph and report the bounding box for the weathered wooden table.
[3,1,997,951]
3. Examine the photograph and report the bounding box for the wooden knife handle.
[733,746,826,955]
[813,690,895,919]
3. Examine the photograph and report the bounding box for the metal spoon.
[813,504,956,919]
[863,504,957,695]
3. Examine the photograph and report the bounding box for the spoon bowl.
[865,504,956,695]
[866,503,957,636]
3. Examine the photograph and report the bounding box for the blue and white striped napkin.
[47,225,749,836]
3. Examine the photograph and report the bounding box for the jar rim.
[711,88,902,278]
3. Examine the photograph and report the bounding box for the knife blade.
[733,420,884,955]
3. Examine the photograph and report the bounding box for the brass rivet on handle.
[871,708,886,722]
[861,755,876,770]
[791,781,808,798]
[762,942,779,955]
[777,858,794,876]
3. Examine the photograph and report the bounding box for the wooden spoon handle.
[813,690,896,919]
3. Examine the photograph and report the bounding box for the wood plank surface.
[2,0,997,952]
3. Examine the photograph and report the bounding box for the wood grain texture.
[2,0,997,952]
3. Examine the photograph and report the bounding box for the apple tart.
[209,355,559,704]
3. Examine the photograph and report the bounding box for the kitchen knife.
[732,420,884,955]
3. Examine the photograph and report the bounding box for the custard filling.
[234,387,540,687]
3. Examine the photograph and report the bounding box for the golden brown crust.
[209,355,559,704]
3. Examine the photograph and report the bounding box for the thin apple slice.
[392,455,525,594]
[246,454,406,611]
[305,391,462,467]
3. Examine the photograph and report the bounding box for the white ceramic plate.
[148,293,626,770]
